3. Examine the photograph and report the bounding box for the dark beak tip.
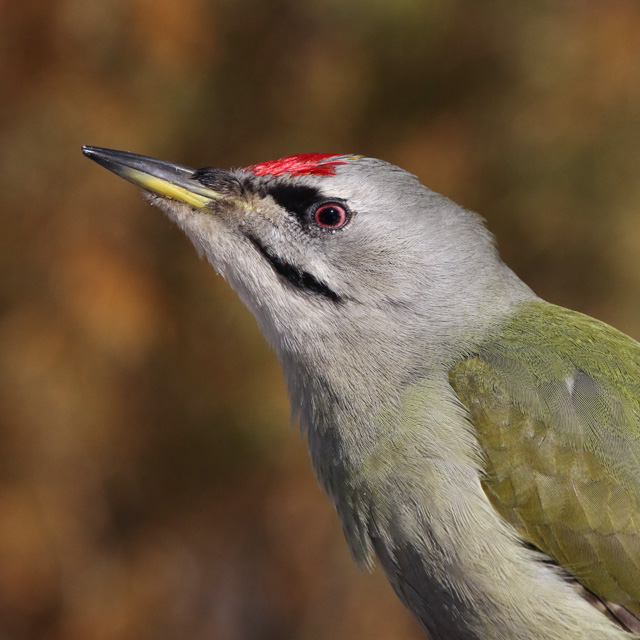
[82,145,107,164]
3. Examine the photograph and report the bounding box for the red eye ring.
[314,202,349,230]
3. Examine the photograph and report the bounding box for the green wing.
[449,301,640,618]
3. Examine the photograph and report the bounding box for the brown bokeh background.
[2,2,640,639]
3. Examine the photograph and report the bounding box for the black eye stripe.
[266,184,351,233]
[267,184,323,223]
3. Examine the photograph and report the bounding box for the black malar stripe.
[246,235,341,303]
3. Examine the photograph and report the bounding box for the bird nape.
[83,145,640,640]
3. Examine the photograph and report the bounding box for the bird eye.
[314,202,349,230]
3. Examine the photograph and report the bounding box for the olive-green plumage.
[450,301,640,616]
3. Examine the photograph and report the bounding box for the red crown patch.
[246,153,348,177]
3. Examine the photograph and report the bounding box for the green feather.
[449,300,640,617]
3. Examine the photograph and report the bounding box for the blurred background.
[1,1,640,638]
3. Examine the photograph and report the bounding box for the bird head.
[82,147,532,409]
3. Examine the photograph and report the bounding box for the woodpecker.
[83,146,640,640]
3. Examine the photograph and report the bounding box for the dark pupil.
[319,206,342,226]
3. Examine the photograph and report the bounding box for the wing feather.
[449,301,640,619]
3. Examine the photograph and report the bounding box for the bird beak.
[82,146,225,209]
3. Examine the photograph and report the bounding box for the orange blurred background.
[1,2,640,639]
